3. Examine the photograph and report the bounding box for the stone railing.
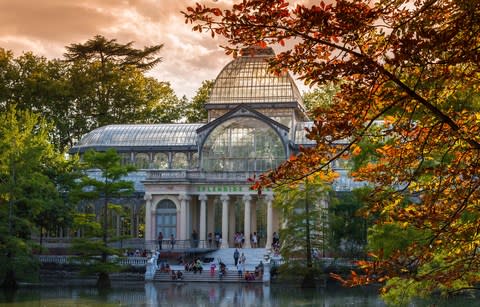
[145,170,255,183]
[33,237,148,250]
[37,255,148,267]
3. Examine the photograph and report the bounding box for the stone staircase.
[204,248,268,271]
[153,269,262,283]
[152,248,269,283]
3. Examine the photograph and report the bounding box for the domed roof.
[208,46,304,105]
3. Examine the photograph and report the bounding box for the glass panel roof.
[74,124,203,148]
[294,121,350,145]
[209,47,304,105]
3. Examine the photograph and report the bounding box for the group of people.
[170,270,183,280]
[272,231,280,255]
[157,232,176,250]
[232,231,260,248]
[123,249,147,257]
[184,257,203,274]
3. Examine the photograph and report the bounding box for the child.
[210,262,216,276]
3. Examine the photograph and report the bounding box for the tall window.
[201,117,286,172]
[156,199,177,239]
[172,152,188,169]
[135,153,150,169]
[153,153,169,169]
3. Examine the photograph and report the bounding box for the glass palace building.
[70,46,362,249]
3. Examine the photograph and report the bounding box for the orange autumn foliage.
[183,0,480,296]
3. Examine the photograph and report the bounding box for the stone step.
[153,270,263,283]
[205,248,268,268]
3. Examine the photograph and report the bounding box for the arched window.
[172,152,188,169]
[156,199,177,239]
[153,153,169,169]
[119,153,132,166]
[201,117,286,172]
[191,153,199,169]
[135,153,150,169]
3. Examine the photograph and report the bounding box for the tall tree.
[0,37,184,150]
[184,0,480,301]
[72,149,135,289]
[273,174,333,287]
[184,80,214,123]
[64,35,166,141]
[0,106,72,288]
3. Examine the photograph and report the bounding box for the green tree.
[72,148,135,289]
[184,80,214,123]
[0,106,72,288]
[273,173,332,287]
[302,82,338,114]
[0,37,186,150]
[329,189,370,259]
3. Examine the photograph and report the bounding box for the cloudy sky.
[0,0,316,98]
[0,0,250,98]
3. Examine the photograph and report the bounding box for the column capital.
[199,194,208,202]
[242,194,252,202]
[179,194,191,201]
[220,194,230,202]
[144,192,152,201]
[265,193,274,202]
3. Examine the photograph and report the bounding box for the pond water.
[0,282,478,306]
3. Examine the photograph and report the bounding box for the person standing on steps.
[239,252,246,266]
[252,232,258,248]
[233,248,240,266]
[157,232,163,250]
[170,234,176,250]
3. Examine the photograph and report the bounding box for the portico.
[143,181,279,249]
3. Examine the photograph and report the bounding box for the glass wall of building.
[201,117,286,172]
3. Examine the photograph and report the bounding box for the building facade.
[70,47,364,249]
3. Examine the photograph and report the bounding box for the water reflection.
[1,282,478,306]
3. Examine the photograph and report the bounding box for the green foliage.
[274,175,331,268]
[368,223,428,259]
[0,36,186,151]
[64,35,163,71]
[184,80,214,123]
[329,189,370,258]
[302,82,339,115]
[0,106,72,287]
[71,148,135,288]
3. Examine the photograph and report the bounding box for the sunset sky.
[0,0,313,98]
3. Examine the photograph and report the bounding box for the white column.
[151,204,157,241]
[220,194,230,248]
[229,203,236,246]
[116,214,121,236]
[144,193,152,242]
[199,194,207,246]
[243,194,252,248]
[265,193,274,249]
[179,194,191,241]
[207,199,215,235]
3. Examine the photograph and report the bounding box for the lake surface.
[0,282,478,306]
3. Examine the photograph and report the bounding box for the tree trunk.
[96,271,111,289]
[301,269,315,288]
[1,268,18,289]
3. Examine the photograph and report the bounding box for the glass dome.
[201,117,286,172]
[208,47,304,105]
[72,124,203,150]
